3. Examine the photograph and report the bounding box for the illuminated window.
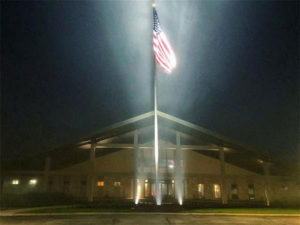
[29,179,37,185]
[12,179,19,185]
[248,184,255,200]
[231,184,238,199]
[144,179,150,198]
[136,179,142,200]
[168,160,174,169]
[197,184,204,198]
[97,181,104,187]
[113,181,121,187]
[214,184,221,199]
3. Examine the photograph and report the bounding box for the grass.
[183,208,300,214]
[24,206,300,214]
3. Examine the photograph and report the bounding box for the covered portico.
[39,110,271,205]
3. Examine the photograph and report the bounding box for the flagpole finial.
[152,2,156,8]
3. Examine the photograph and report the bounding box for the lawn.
[25,206,300,214]
[183,208,300,214]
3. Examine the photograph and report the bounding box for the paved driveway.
[0,214,300,225]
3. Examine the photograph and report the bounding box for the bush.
[0,192,79,208]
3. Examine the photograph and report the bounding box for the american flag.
[153,8,176,74]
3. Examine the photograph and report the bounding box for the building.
[1,111,299,205]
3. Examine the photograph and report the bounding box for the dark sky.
[1,1,299,162]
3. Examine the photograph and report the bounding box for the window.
[97,181,104,187]
[231,184,238,199]
[248,184,255,200]
[63,176,70,193]
[29,179,37,185]
[168,160,174,169]
[214,184,221,199]
[197,184,204,199]
[80,176,87,186]
[136,179,142,199]
[144,180,150,197]
[113,181,121,187]
[12,179,19,185]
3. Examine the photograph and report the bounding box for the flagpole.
[154,57,160,205]
[152,1,160,206]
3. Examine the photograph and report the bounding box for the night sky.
[1,1,299,162]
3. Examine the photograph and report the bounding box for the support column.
[175,132,183,205]
[134,130,139,204]
[0,173,4,194]
[43,156,51,192]
[263,162,271,206]
[87,142,96,202]
[219,147,228,204]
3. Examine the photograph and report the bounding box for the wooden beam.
[263,162,271,206]
[219,147,228,204]
[87,143,96,202]
[133,130,139,202]
[43,157,51,192]
[175,132,183,202]
[95,143,219,151]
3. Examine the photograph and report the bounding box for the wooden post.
[0,174,4,194]
[134,130,139,202]
[87,143,96,202]
[219,147,228,204]
[175,132,183,202]
[44,156,51,192]
[263,162,271,206]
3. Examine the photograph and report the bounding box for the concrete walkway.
[0,213,299,225]
[1,206,300,217]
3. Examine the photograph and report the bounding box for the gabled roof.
[3,111,279,175]
[76,110,268,158]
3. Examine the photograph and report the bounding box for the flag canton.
[153,9,162,34]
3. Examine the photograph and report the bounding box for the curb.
[1,212,300,217]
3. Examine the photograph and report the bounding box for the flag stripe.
[153,8,176,74]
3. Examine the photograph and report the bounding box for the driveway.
[0,214,299,225]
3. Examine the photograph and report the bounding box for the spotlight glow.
[134,179,141,205]
[178,198,183,205]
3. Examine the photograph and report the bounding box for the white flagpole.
[152,1,160,206]
[154,61,160,205]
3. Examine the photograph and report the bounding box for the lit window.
[231,184,238,199]
[214,184,221,199]
[12,179,19,185]
[197,184,204,198]
[144,181,150,197]
[168,160,174,169]
[97,181,104,187]
[136,179,142,201]
[29,179,37,185]
[248,184,255,200]
[113,181,121,187]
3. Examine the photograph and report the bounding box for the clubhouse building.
[1,111,299,205]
